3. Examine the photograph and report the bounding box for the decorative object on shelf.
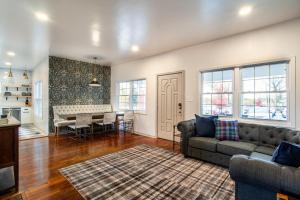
[3,84,32,100]
[25,98,29,105]
[89,57,101,87]
[4,92,11,96]
[21,92,31,96]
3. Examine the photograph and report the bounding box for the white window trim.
[200,68,235,117]
[34,80,43,120]
[116,79,147,114]
[199,57,296,128]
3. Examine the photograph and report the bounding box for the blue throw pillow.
[194,114,218,137]
[272,141,300,167]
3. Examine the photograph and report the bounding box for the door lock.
[178,103,182,109]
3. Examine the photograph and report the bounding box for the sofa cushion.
[238,123,259,144]
[54,120,76,127]
[250,152,273,162]
[281,165,300,195]
[214,119,239,141]
[254,146,275,156]
[189,137,219,152]
[217,141,257,156]
[195,115,218,137]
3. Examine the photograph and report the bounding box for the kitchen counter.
[0,116,20,192]
[0,117,20,128]
[0,106,31,108]
[0,107,33,124]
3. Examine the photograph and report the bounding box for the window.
[201,69,233,116]
[117,79,146,111]
[119,81,131,110]
[240,62,288,121]
[34,80,43,119]
[200,60,292,124]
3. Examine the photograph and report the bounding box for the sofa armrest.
[281,166,300,195]
[230,155,300,197]
[177,119,195,156]
[229,155,282,192]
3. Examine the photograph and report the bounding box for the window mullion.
[234,68,240,120]
[129,81,133,110]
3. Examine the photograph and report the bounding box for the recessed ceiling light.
[35,11,50,22]
[131,45,140,52]
[7,51,15,57]
[239,6,252,17]
[5,62,12,66]
[92,30,100,46]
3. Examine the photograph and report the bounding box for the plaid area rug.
[60,145,234,200]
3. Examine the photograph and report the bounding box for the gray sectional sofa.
[177,119,300,199]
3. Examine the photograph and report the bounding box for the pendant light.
[89,57,101,87]
[23,67,29,80]
[8,66,13,78]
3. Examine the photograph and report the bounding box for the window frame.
[116,79,147,113]
[199,57,296,128]
[200,68,235,117]
[239,62,289,121]
[34,80,43,119]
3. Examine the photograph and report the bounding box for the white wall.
[111,18,300,137]
[32,57,49,134]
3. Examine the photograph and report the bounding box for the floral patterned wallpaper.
[49,56,111,131]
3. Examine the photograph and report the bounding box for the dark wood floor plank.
[1,132,177,200]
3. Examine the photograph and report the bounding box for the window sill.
[134,112,147,115]
[219,116,294,129]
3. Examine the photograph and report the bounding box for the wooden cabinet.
[0,119,20,193]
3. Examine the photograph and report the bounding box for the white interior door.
[157,72,184,140]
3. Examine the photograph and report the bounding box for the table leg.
[173,125,175,151]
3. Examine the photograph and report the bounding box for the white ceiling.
[1,0,300,69]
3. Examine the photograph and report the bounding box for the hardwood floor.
[2,132,177,200]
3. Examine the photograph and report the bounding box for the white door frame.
[156,70,185,138]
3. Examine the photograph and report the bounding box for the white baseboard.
[133,131,157,138]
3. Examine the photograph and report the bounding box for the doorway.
[157,71,184,140]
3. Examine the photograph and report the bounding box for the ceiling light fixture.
[131,45,140,52]
[35,11,50,22]
[89,57,101,87]
[23,67,29,80]
[7,65,13,78]
[92,30,100,46]
[239,6,253,16]
[7,51,15,57]
[8,67,13,78]
[5,62,13,78]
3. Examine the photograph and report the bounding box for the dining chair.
[122,110,134,133]
[68,113,93,140]
[95,112,116,134]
